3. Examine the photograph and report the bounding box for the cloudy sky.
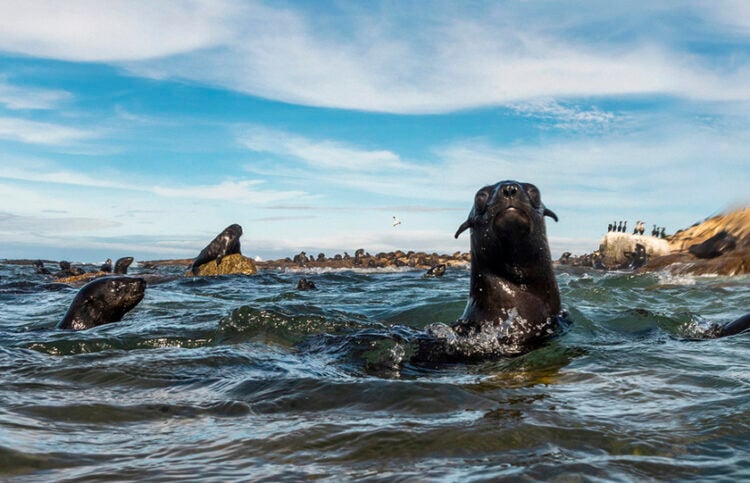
[1,1,749,262]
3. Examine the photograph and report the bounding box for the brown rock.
[54,271,110,285]
[187,253,257,276]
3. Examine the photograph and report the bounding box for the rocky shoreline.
[4,208,748,279]
[559,207,750,276]
[142,249,471,272]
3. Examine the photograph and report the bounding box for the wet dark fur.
[57,276,146,330]
[414,180,570,361]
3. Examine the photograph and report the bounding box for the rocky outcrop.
[598,233,670,267]
[187,253,258,276]
[641,207,750,276]
[667,208,750,252]
[54,271,110,285]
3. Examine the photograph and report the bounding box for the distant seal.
[56,276,146,330]
[415,180,569,361]
[190,224,243,275]
[54,261,84,278]
[296,278,317,290]
[34,260,51,275]
[100,258,112,273]
[688,231,737,259]
[628,243,648,269]
[424,264,446,278]
[114,257,134,274]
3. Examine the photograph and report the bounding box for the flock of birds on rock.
[608,221,667,238]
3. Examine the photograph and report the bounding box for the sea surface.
[1,261,750,481]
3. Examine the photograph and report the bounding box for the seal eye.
[523,184,541,208]
[474,190,489,212]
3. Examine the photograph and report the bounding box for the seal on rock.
[417,180,569,360]
[191,224,243,275]
[100,258,113,273]
[56,276,146,330]
[688,231,737,259]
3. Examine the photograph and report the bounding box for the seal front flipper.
[715,313,750,338]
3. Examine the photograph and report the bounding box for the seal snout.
[500,182,519,199]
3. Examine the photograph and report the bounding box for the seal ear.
[455,219,472,239]
[544,207,559,222]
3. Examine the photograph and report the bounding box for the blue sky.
[1,1,749,262]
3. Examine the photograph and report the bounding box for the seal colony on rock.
[56,276,146,330]
[412,180,571,362]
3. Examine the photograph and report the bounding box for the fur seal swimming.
[191,224,243,275]
[114,257,134,274]
[424,264,446,278]
[296,278,317,290]
[56,276,146,330]
[414,180,570,361]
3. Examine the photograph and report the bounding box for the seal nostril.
[502,184,518,198]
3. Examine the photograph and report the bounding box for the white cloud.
[2,2,749,113]
[239,126,407,171]
[151,179,309,204]
[0,116,96,145]
[0,0,230,62]
[0,211,120,232]
[0,78,71,110]
[509,99,617,130]
[0,162,310,205]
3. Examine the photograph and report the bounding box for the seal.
[688,231,737,259]
[417,180,569,361]
[56,276,146,330]
[100,258,113,273]
[54,260,84,278]
[34,260,51,275]
[114,257,134,274]
[424,264,446,278]
[190,224,243,275]
[296,278,317,290]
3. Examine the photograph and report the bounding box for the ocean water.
[1,261,750,481]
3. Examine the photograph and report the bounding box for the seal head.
[442,180,566,357]
[114,257,134,274]
[191,224,243,275]
[57,276,146,330]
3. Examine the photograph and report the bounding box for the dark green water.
[1,262,749,481]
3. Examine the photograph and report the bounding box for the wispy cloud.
[0,77,71,110]
[0,161,310,205]
[0,211,120,232]
[0,117,96,145]
[152,179,310,204]
[0,0,230,62]
[239,126,407,171]
[509,99,617,131]
[2,2,749,113]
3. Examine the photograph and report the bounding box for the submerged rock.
[188,253,257,276]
